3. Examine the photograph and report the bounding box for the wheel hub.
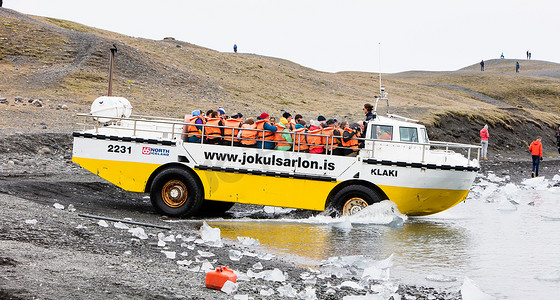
[162,180,188,208]
[342,197,369,216]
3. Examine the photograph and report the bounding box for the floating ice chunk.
[425,273,458,282]
[535,270,560,282]
[177,260,192,266]
[199,221,223,247]
[348,201,407,225]
[67,204,76,212]
[258,253,274,261]
[277,283,297,298]
[497,199,517,211]
[53,203,64,210]
[238,236,260,246]
[252,262,263,270]
[161,251,176,259]
[460,277,495,300]
[25,219,38,225]
[128,227,148,240]
[229,249,242,261]
[260,288,275,296]
[114,222,129,230]
[339,281,363,290]
[220,280,237,294]
[197,250,215,258]
[97,220,109,227]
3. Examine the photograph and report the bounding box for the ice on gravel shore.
[97,220,109,227]
[220,280,237,294]
[161,251,176,259]
[252,262,263,270]
[53,203,64,210]
[114,222,129,230]
[229,249,242,261]
[25,219,38,225]
[425,273,458,282]
[263,206,295,215]
[260,288,275,296]
[247,268,286,282]
[128,227,148,240]
[200,221,223,247]
[461,277,495,300]
[277,283,297,297]
[197,250,215,258]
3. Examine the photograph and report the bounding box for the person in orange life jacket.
[274,118,293,151]
[293,120,309,153]
[204,111,224,144]
[186,110,205,143]
[240,117,258,148]
[217,108,226,118]
[529,136,543,178]
[269,116,276,125]
[341,122,361,156]
[255,113,277,149]
[480,124,489,160]
[375,126,391,140]
[323,119,342,155]
[222,113,244,146]
[307,120,324,154]
[294,114,303,126]
[205,109,214,121]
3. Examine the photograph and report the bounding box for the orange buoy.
[205,266,237,290]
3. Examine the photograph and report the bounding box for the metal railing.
[75,114,481,163]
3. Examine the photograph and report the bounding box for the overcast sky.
[4,0,560,73]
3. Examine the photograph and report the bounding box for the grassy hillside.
[1,8,559,153]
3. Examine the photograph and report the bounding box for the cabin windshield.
[371,125,393,140]
[420,127,429,143]
[399,127,419,143]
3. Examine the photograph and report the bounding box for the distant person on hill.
[480,60,485,71]
[529,136,543,178]
[233,44,237,53]
[480,124,489,160]
[527,50,529,59]
[529,51,531,59]
[500,52,504,59]
[515,61,520,73]
[555,125,560,154]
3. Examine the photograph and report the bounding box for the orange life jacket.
[307,128,324,151]
[255,120,275,141]
[240,123,258,145]
[293,128,309,151]
[321,127,340,151]
[223,119,243,142]
[274,128,291,148]
[341,128,359,151]
[185,116,205,139]
[205,118,222,140]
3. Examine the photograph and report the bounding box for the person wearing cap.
[255,113,277,149]
[223,114,244,146]
[317,115,327,128]
[185,110,205,143]
[217,108,226,120]
[274,118,293,151]
[340,122,361,156]
[204,111,224,144]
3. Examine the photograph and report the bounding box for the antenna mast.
[373,43,389,116]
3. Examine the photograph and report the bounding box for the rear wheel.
[150,168,203,217]
[330,185,381,217]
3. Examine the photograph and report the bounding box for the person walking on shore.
[516,61,520,73]
[233,44,237,53]
[555,125,560,154]
[480,124,489,160]
[529,136,543,178]
[480,60,485,71]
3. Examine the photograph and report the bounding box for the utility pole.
[108,44,118,96]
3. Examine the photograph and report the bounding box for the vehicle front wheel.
[330,185,381,217]
[150,168,203,217]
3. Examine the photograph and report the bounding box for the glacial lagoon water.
[211,174,560,299]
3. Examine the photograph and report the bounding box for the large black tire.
[198,200,235,216]
[150,168,203,217]
[330,185,381,217]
